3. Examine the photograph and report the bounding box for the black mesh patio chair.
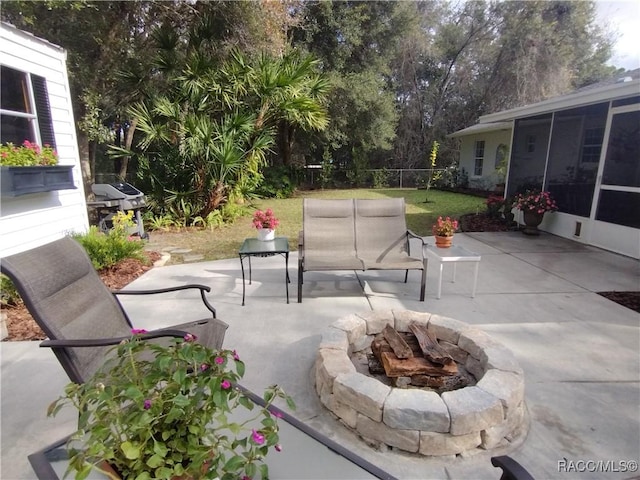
[0,236,228,384]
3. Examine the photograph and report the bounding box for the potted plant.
[512,189,558,235]
[432,216,459,248]
[252,209,279,241]
[0,140,75,196]
[48,332,294,480]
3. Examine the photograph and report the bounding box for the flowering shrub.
[485,194,506,218]
[48,334,294,480]
[432,216,459,237]
[252,208,279,230]
[512,190,558,214]
[0,140,58,166]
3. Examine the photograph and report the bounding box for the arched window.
[495,144,507,168]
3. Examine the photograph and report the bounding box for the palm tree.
[252,51,330,167]
[128,16,329,223]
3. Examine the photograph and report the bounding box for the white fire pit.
[314,310,528,456]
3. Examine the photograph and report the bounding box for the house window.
[581,127,604,163]
[526,135,536,152]
[0,65,56,148]
[474,140,485,176]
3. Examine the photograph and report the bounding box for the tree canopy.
[1,0,620,221]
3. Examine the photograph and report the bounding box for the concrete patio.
[1,232,638,479]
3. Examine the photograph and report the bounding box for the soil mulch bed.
[459,212,514,232]
[2,251,161,342]
[597,291,640,314]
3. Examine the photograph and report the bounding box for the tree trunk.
[77,129,93,199]
[202,181,227,217]
[276,121,297,167]
[118,117,138,181]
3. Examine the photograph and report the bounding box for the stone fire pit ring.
[314,310,528,457]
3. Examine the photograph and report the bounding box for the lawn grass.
[148,189,487,263]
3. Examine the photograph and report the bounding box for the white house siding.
[456,129,512,190]
[0,24,88,257]
[451,75,640,259]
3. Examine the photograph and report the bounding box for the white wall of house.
[0,24,88,257]
[449,123,512,191]
[453,74,640,259]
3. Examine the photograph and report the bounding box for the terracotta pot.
[522,211,544,235]
[435,235,453,248]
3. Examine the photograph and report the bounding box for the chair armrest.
[491,456,535,480]
[113,284,210,295]
[40,329,190,348]
[113,284,216,318]
[406,229,426,243]
[406,229,427,259]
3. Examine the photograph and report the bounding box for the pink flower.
[200,363,209,371]
[131,328,148,335]
[252,429,265,445]
[233,350,240,361]
[143,399,152,410]
[183,333,197,342]
[252,209,279,230]
[432,215,458,236]
[275,444,282,452]
[221,379,231,389]
[215,356,224,365]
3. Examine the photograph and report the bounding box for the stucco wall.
[0,24,88,257]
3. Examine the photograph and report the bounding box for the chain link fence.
[302,167,457,189]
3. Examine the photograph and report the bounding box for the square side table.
[239,237,290,305]
[425,244,481,299]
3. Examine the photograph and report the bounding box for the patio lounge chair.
[298,198,427,302]
[0,236,228,384]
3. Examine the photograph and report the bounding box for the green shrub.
[73,225,146,270]
[0,274,21,306]
[372,168,389,189]
[145,213,175,231]
[256,166,297,198]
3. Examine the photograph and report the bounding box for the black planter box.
[1,165,76,197]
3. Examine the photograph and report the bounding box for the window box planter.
[1,165,76,197]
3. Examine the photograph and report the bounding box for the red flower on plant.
[432,216,459,237]
[512,190,557,213]
[252,208,279,230]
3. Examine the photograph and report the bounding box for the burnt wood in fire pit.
[408,323,454,366]
[371,327,458,378]
[380,352,458,377]
[382,324,413,359]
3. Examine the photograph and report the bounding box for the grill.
[87,182,148,239]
